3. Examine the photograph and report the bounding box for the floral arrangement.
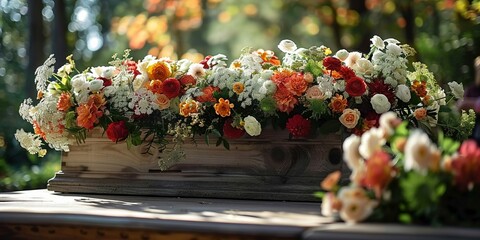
[320,112,480,226]
[15,35,474,169]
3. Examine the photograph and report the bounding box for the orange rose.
[148,80,163,94]
[179,99,199,117]
[147,61,171,81]
[339,108,361,129]
[414,108,427,120]
[214,98,234,117]
[57,92,72,111]
[156,94,171,110]
[329,94,348,113]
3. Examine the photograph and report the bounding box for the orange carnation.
[76,101,102,130]
[274,85,298,113]
[33,121,46,140]
[57,92,72,111]
[76,94,105,129]
[147,61,171,81]
[196,86,219,103]
[214,98,234,117]
[284,73,308,96]
[329,94,348,113]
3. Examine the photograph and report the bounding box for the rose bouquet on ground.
[319,112,480,226]
[15,36,474,169]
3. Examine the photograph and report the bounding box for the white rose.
[358,127,385,159]
[345,51,362,68]
[379,111,399,137]
[177,59,193,73]
[395,84,411,102]
[342,135,363,170]
[353,58,374,76]
[335,49,349,61]
[91,66,116,79]
[277,39,297,53]
[448,81,464,99]
[71,74,89,92]
[370,35,385,50]
[404,130,440,174]
[243,116,261,136]
[370,94,391,114]
[89,79,104,92]
[259,80,277,95]
[338,186,377,224]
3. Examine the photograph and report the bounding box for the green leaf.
[313,191,325,199]
[223,139,230,150]
[216,137,222,147]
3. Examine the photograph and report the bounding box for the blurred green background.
[0,0,479,191]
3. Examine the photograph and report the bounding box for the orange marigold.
[89,93,106,109]
[76,101,103,130]
[329,94,348,113]
[179,99,200,117]
[214,98,234,117]
[147,61,171,81]
[411,80,427,98]
[57,92,72,111]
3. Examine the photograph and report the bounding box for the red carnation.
[368,78,395,104]
[162,78,181,99]
[124,60,140,78]
[345,76,367,97]
[223,118,245,139]
[106,121,129,142]
[286,114,311,138]
[339,66,356,80]
[200,56,212,69]
[323,57,342,72]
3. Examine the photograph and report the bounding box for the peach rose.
[156,94,171,110]
[339,108,361,129]
[305,86,325,100]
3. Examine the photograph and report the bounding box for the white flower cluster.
[371,36,408,87]
[34,54,56,92]
[128,88,159,115]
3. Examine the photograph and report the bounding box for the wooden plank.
[49,131,348,201]
[302,224,480,240]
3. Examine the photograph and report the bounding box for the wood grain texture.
[49,131,347,201]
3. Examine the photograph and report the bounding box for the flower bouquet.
[320,112,480,226]
[15,35,473,169]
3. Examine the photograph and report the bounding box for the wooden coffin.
[48,130,347,201]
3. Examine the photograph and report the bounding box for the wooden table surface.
[0,190,479,240]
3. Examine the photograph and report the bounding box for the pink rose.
[305,86,325,100]
[156,94,171,110]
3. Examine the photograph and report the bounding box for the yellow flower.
[147,61,171,81]
[214,98,234,117]
[232,82,245,94]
